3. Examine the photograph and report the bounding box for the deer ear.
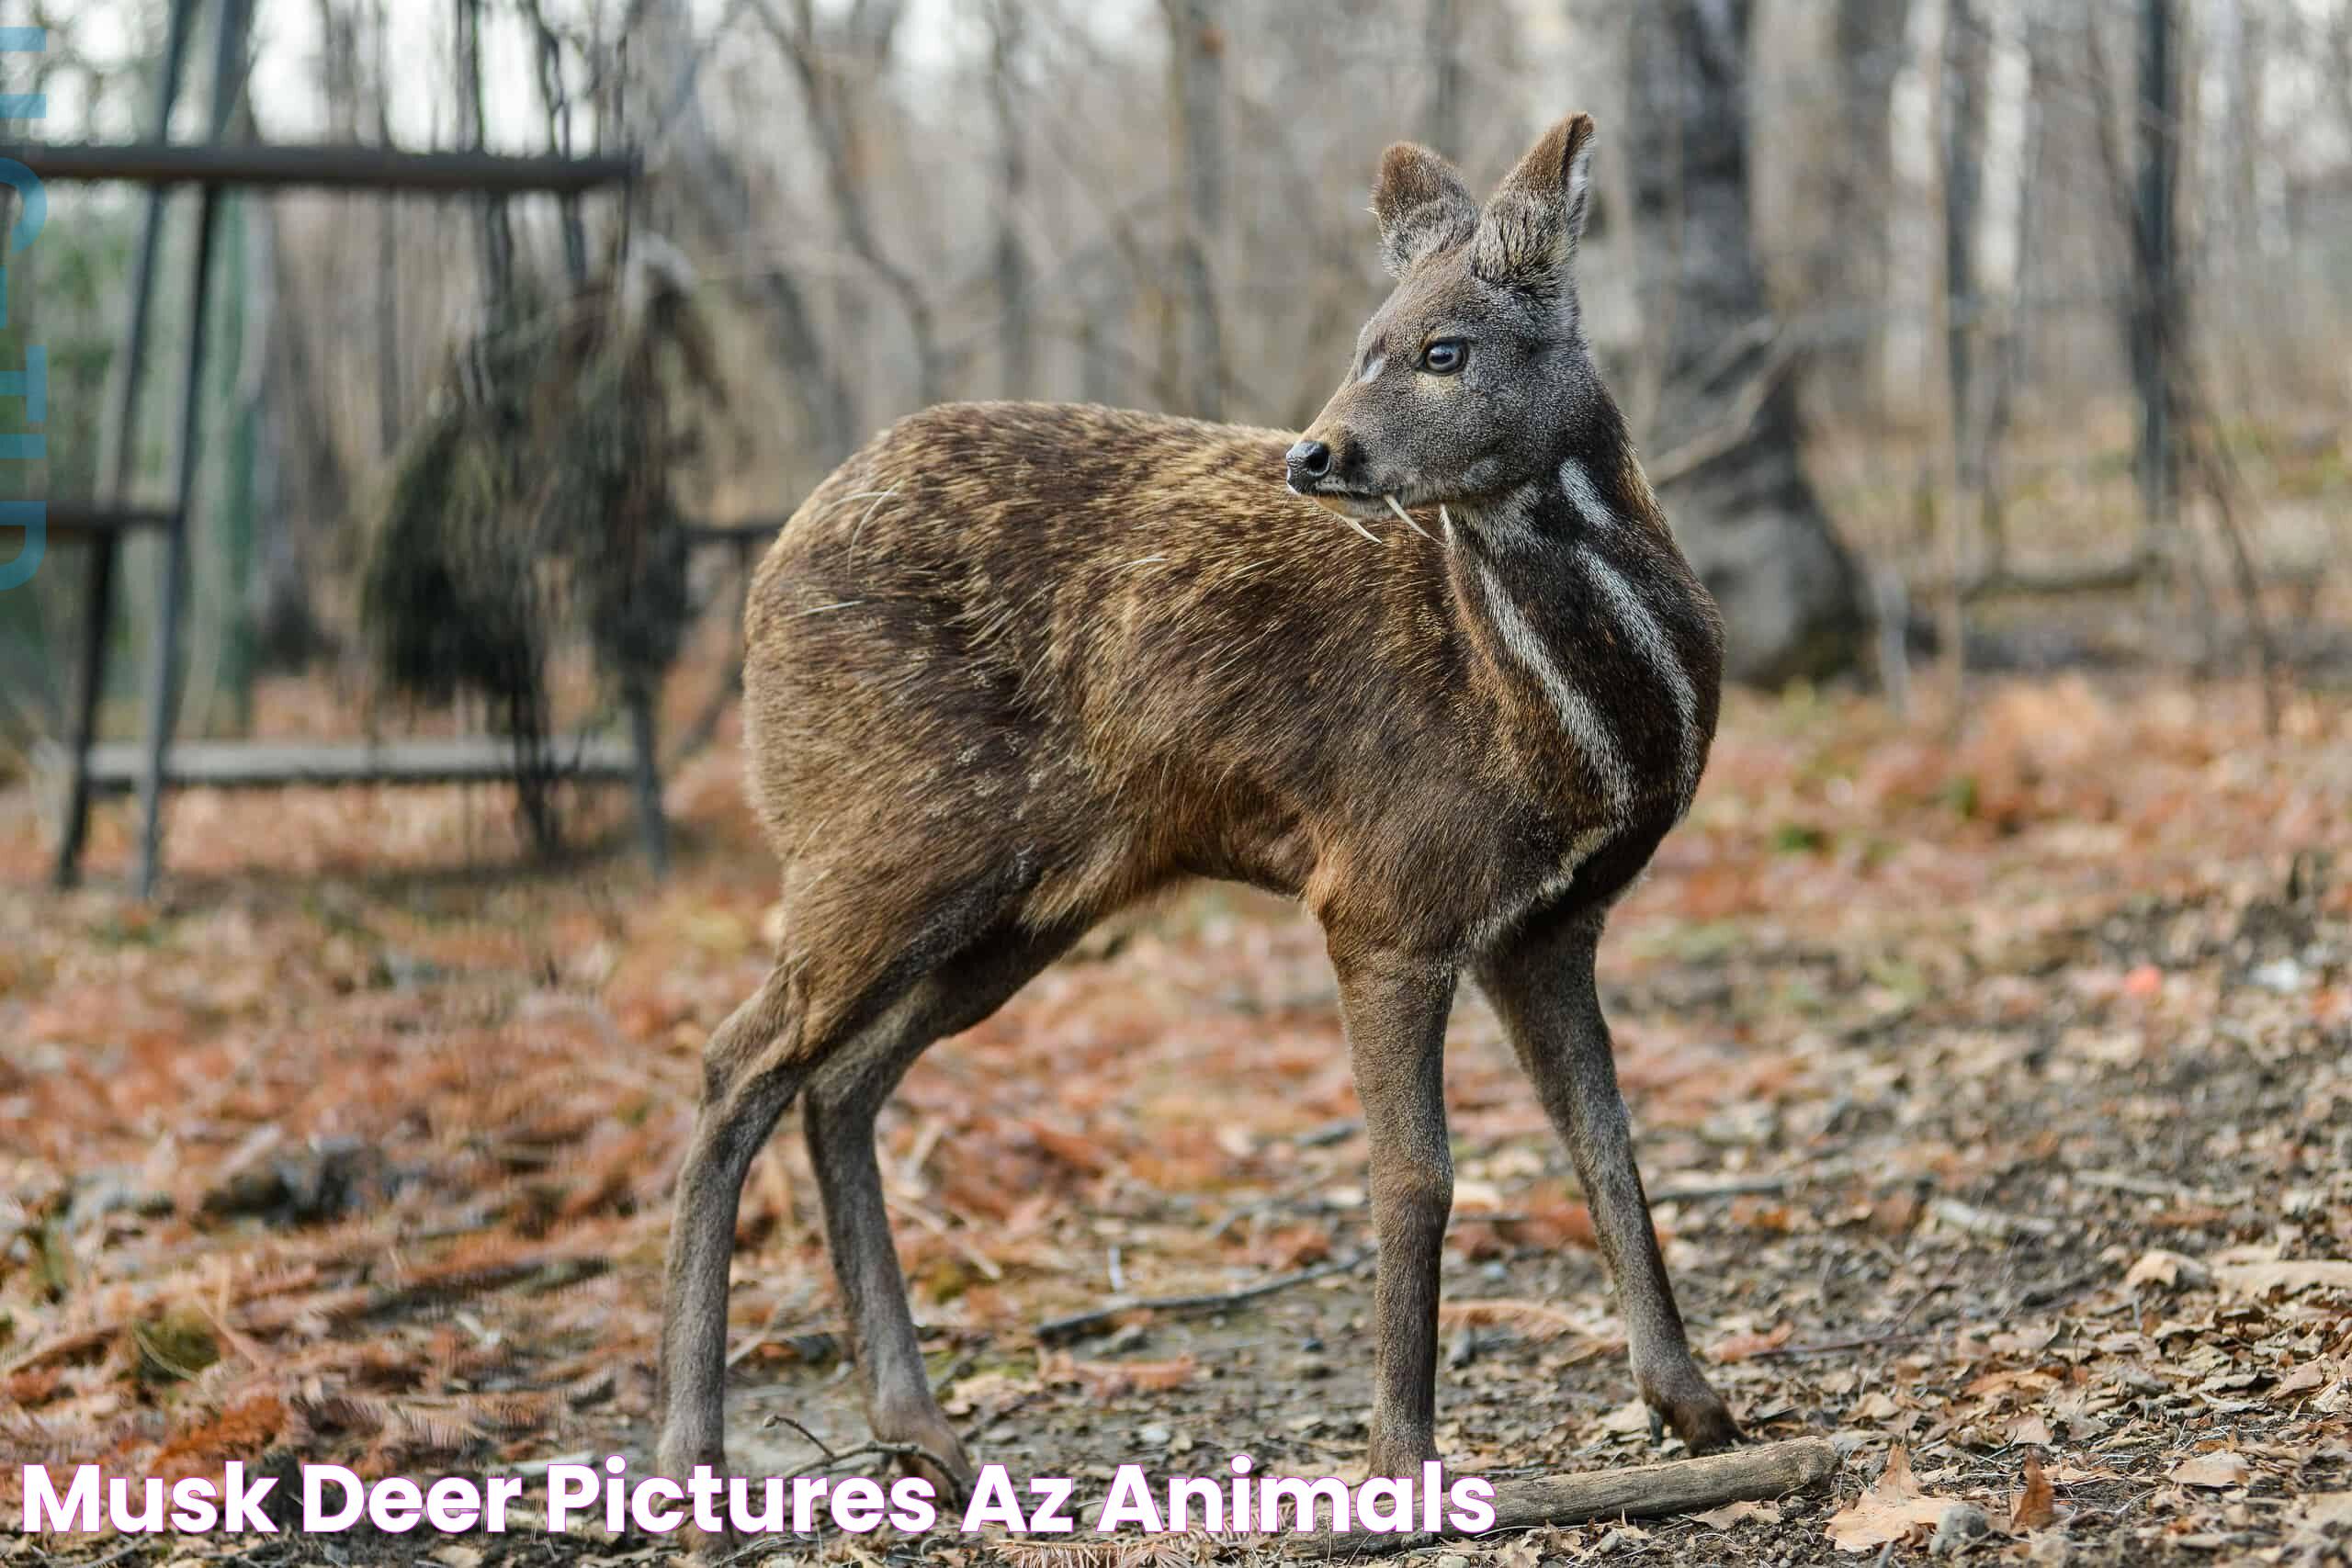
[1473,113,1598,299]
[1371,141,1477,277]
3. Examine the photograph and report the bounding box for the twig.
[1928,1196,2059,1240]
[758,1413,962,1490]
[74,1542,153,1568]
[1645,330,1804,488]
[1951,555,2152,602]
[715,1532,800,1568]
[1295,1437,1840,1557]
[2075,1168,2249,1210]
[1751,1328,1935,1361]
[1871,563,1911,721]
[1035,1249,1372,1344]
[1295,1118,1362,1148]
[1207,1168,1329,1241]
[2179,402,2285,734]
[763,1411,846,1465]
[1651,1174,1792,1202]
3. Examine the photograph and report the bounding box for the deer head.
[1287,114,1603,524]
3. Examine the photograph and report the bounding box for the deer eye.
[1421,339,1468,376]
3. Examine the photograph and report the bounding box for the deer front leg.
[1476,908,1739,1454]
[1330,942,1458,1478]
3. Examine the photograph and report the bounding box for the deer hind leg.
[656,855,1051,1490]
[1476,906,1740,1454]
[801,919,1079,1500]
[657,964,808,1484]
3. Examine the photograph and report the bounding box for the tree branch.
[1299,1437,1840,1557]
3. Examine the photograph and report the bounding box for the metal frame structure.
[27,0,660,896]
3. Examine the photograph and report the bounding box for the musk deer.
[658,112,1739,1500]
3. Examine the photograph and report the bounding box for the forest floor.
[3,671,2349,1566]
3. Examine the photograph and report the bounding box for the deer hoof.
[878,1413,978,1505]
[1655,1390,1742,1455]
[655,1442,736,1560]
[1640,1369,1742,1455]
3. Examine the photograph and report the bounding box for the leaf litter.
[1,672,2348,1564]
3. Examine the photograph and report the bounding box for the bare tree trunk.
[2206,0,2262,410]
[763,272,856,459]
[313,0,358,135]
[452,0,514,313]
[2130,0,2180,548]
[2325,4,2352,174]
[1424,0,1464,154]
[1163,0,1226,420]
[1817,0,1913,425]
[518,0,589,281]
[753,0,944,409]
[639,0,854,465]
[1940,0,1987,493]
[371,0,401,457]
[989,0,1035,399]
[1080,261,1125,408]
[1973,6,2052,581]
[1623,0,1865,685]
[247,205,329,671]
[1936,0,1990,683]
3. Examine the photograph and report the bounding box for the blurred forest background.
[5,6,2352,1562]
[2,0,2349,787]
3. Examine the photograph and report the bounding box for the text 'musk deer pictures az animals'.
[657,111,1740,1502]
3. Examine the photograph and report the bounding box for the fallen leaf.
[1729,1197,1798,1232]
[2012,1452,2058,1530]
[1042,1352,1198,1399]
[1711,1322,1794,1362]
[1024,1119,1114,1175]
[2288,1493,2352,1550]
[1692,1500,1782,1530]
[2048,1461,2126,1484]
[1437,1298,1593,1343]
[2213,1258,2352,1299]
[1849,1390,1902,1423]
[1826,1446,1953,1552]
[1871,1191,1921,1236]
[1597,1398,1653,1437]
[2276,1361,2332,1396]
[941,1369,1035,1416]
[2007,1414,2053,1447]
[1510,1198,1600,1251]
[2124,1249,2211,1291]
[2167,1450,2251,1488]
[1246,1224,1332,1269]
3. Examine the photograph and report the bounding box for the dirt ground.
[4,672,2349,1565]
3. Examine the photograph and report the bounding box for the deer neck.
[1442,450,1709,825]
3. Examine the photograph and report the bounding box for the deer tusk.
[1385,493,1433,540]
[1440,504,1455,546]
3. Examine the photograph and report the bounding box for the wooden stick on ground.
[1034,1250,1373,1344]
[1300,1437,1840,1558]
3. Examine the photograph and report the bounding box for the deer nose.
[1286,439,1333,487]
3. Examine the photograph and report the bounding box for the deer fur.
[657,112,1740,1512]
